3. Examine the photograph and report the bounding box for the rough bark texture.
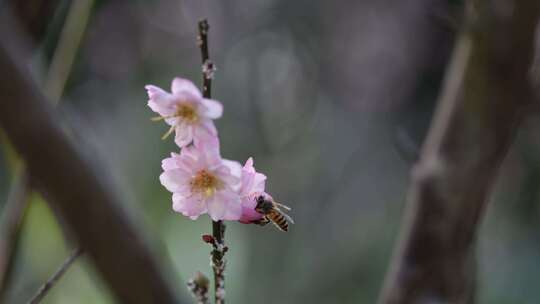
[378,1,540,303]
[0,35,181,304]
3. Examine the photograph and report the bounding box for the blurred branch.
[27,247,83,304]
[0,168,30,299]
[3,0,63,45]
[44,0,94,103]
[378,1,540,303]
[0,2,94,301]
[0,31,180,304]
[197,19,226,304]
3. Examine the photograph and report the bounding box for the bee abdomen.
[269,212,288,232]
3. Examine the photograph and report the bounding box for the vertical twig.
[197,19,225,304]
[26,247,83,304]
[378,1,540,303]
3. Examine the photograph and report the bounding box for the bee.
[253,194,294,232]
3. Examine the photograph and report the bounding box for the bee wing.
[282,212,295,224]
[273,202,291,211]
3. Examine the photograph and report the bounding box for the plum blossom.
[238,157,268,224]
[146,77,223,147]
[159,138,242,221]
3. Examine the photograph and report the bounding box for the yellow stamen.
[176,104,198,123]
[152,103,199,139]
[191,170,221,197]
[161,124,176,140]
[151,116,165,121]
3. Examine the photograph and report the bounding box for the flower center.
[176,104,198,123]
[191,170,221,197]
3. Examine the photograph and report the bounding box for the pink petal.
[252,172,266,193]
[223,160,242,179]
[174,124,193,147]
[193,121,218,148]
[200,99,223,119]
[146,85,176,116]
[197,136,222,169]
[239,172,254,195]
[244,157,254,172]
[171,77,202,98]
[215,166,240,188]
[161,156,178,171]
[222,199,242,221]
[172,193,207,219]
[216,190,242,221]
[239,196,264,224]
[159,169,190,192]
[199,119,218,136]
[145,85,168,100]
[207,195,226,221]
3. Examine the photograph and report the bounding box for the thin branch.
[27,247,83,304]
[0,28,181,304]
[44,0,95,103]
[378,1,540,303]
[197,19,225,304]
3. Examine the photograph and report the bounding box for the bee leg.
[252,217,270,226]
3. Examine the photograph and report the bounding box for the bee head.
[254,194,273,214]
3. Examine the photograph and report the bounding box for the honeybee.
[253,194,294,232]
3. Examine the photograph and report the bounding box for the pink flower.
[238,157,267,224]
[146,77,223,147]
[159,139,242,221]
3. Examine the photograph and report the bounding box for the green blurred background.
[2,0,540,303]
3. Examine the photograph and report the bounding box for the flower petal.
[146,85,176,116]
[216,190,242,221]
[197,136,222,169]
[222,199,242,221]
[244,157,254,172]
[193,121,218,148]
[239,196,264,224]
[215,166,240,190]
[171,77,202,98]
[223,160,242,180]
[201,99,223,119]
[252,172,266,193]
[199,119,218,136]
[207,195,226,221]
[161,156,178,171]
[173,193,207,219]
[174,124,193,147]
[159,169,190,192]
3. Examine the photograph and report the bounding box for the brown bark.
[378,1,540,303]
[2,0,63,45]
[0,33,181,304]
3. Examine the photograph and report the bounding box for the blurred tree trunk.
[3,0,63,44]
[0,27,182,304]
[378,1,540,303]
